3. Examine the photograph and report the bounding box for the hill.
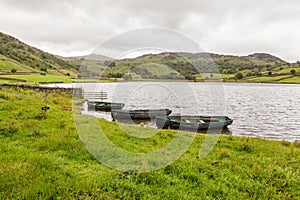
[0,31,299,83]
[0,32,75,76]
[73,51,300,82]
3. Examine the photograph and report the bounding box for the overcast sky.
[0,0,300,62]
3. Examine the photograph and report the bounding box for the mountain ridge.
[1,31,299,83]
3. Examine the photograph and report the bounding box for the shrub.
[234,72,243,80]
[40,67,47,72]
[290,69,296,75]
[11,68,17,73]
[268,71,272,76]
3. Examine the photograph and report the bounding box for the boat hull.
[87,101,124,111]
[111,109,172,120]
[156,116,233,130]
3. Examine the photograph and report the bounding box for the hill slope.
[0,31,299,83]
[73,51,298,81]
[0,32,74,75]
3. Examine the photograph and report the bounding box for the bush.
[234,72,243,80]
[268,71,272,76]
[40,67,47,72]
[11,68,17,73]
[290,69,296,75]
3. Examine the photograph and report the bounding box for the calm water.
[48,82,300,141]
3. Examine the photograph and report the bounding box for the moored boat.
[156,115,233,130]
[111,109,172,120]
[87,101,125,111]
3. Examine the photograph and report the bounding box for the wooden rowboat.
[87,101,125,111]
[111,109,172,120]
[156,115,233,130]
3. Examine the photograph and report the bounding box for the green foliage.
[11,68,16,73]
[290,69,296,75]
[268,71,272,75]
[40,67,47,72]
[234,72,243,79]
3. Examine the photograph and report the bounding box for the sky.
[0,0,300,62]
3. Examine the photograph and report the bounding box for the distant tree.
[40,67,47,72]
[296,61,300,65]
[268,71,272,76]
[66,73,70,76]
[290,69,296,75]
[11,68,17,73]
[234,72,243,80]
[246,72,252,77]
[210,73,213,79]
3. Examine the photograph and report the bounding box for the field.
[0,87,299,199]
[279,76,300,83]
[0,74,74,84]
[245,75,292,83]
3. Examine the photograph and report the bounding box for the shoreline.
[0,87,299,199]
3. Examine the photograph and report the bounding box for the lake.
[47,82,300,142]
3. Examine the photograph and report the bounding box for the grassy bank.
[0,88,299,199]
[0,74,75,84]
[1,73,300,84]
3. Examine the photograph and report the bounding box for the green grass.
[279,76,300,83]
[0,74,75,83]
[220,73,235,79]
[195,73,234,80]
[0,79,14,83]
[0,88,299,199]
[274,67,300,75]
[139,63,180,76]
[0,54,35,72]
[246,75,292,82]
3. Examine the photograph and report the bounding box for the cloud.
[0,0,300,61]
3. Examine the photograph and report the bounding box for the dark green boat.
[156,115,233,130]
[111,109,172,120]
[87,101,125,111]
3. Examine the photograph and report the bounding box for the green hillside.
[1,31,300,84]
[73,51,300,83]
[0,32,76,83]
